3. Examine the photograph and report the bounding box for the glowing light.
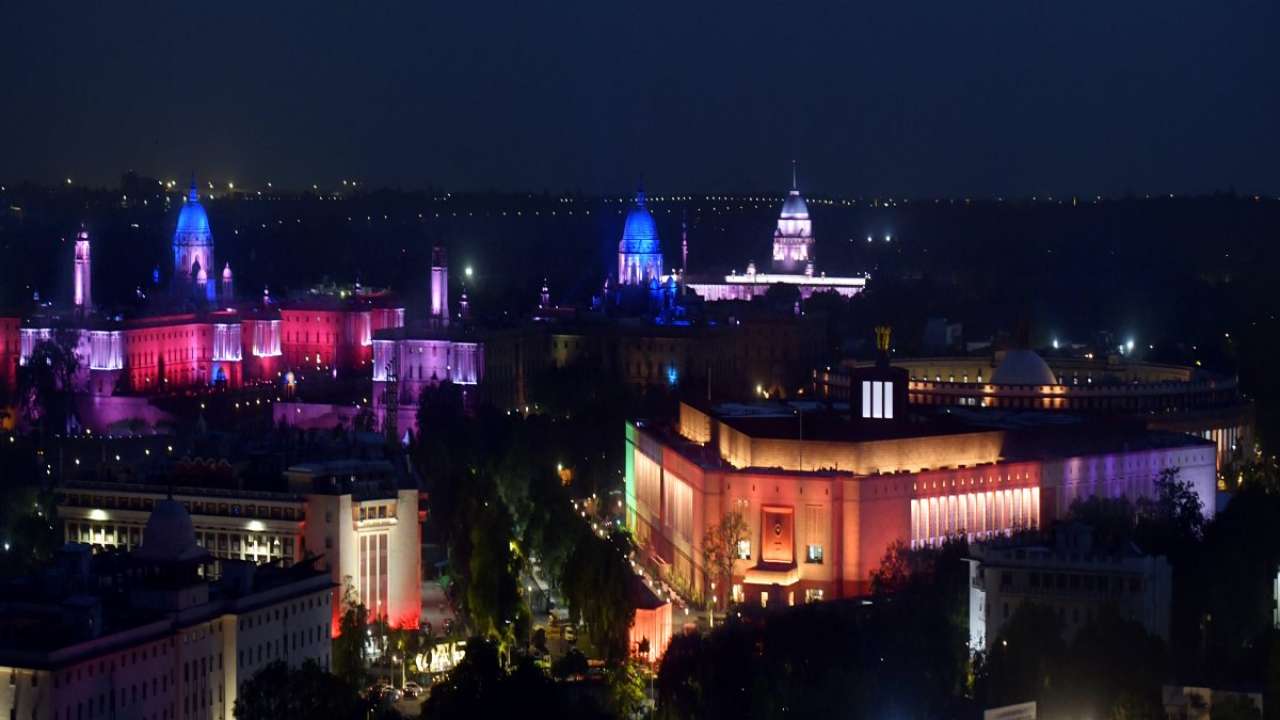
[464,265,473,279]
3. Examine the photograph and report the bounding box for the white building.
[0,501,333,720]
[966,524,1173,653]
[57,459,422,629]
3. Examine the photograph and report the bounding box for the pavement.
[420,580,456,635]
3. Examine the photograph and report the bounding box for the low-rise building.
[57,458,421,629]
[966,525,1172,652]
[0,501,333,720]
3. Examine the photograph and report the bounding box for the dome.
[780,190,809,219]
[174,183,211,241]
[619,190,660,254]
[990,349,1057,386]
[134,499,207,562]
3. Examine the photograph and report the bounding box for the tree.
[973,603,1068,712]
[233,659,361,720]
[1135,467,1205,556]
[561,527,636,664]
[331,582,370,688]
[464,495,524,646]
[423,638,603,718]
[607,660,652,719]
[18,328,82,436]
[701,510,747,609]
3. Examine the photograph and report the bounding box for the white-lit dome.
[135,499,207,562]
[990,350,1057,386]
[779,190,809,219]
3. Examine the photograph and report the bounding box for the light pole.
[708,581,716,629]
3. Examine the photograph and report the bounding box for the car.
[402,682,424,699]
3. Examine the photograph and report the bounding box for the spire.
[791,159,797,191]
[188,174,199,203]
[634,180,646,207]
[681,209,688,277]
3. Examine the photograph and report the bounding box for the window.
[736,539,751,560]
[860,380,894,419]
[805,544,824,564]
[760,591,769,608]
[804,588,824,603]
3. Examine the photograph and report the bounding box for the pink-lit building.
[6,179,405,432]
[627,385,1216,607]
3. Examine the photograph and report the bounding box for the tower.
[772,161,814,273]
[617,187,664,285]
[540,278,550,308]
[429,246,449,327]
[221,263,234,300]
[73,225,92,313]
[172,178,216,301]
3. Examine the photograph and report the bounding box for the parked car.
[402,682,424,699]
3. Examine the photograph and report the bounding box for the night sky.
[4,1,1277,196]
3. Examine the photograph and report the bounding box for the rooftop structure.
[821,349,1254,469]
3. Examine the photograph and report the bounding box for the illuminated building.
[818,349,1255,469]
[966,524,1172,652]
[0,501,333,720]
[685,170,867,301]
[0,315,17,408]
[73,226,92,313]
[617,189,665,286]
[56,458,422,629]
[629,575,673,664]
[626,336,1217,606]
[0,180,404,432]
[172,180,219,303]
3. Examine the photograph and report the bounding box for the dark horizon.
[3,1,1277,197]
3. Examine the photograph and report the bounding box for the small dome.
[780,190,809,220]
[222,262,233,279]
[990,350,1057,386]
[135,499,207,562]
[619,190,660,254]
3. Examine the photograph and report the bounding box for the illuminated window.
[760,591,769,608]
[736,539,751,560]
[860,380,894,419]
[731,584,744,603]
[806,544,824,564]
[804,588,824,603]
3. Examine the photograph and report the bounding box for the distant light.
[1126,339,1135,352]
[464,265,474,279]
[1052,338,1059,350]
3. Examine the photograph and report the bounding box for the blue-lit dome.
[780,190,809,219]
[174,184,211,239]
[619,190,660,254]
